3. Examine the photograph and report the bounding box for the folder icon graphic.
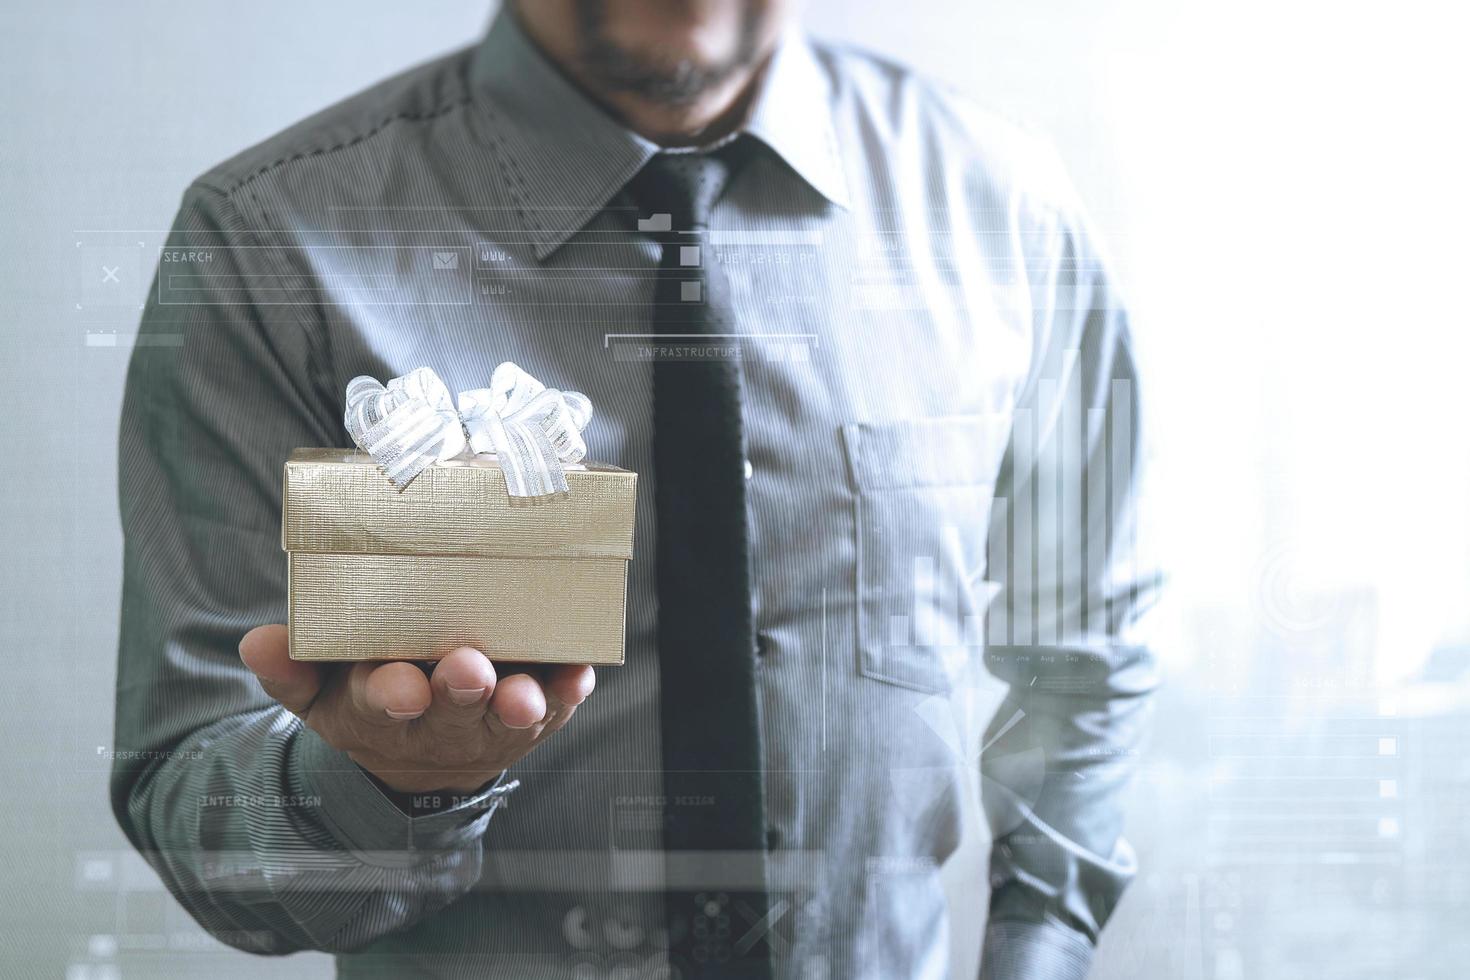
[637,213,672,233]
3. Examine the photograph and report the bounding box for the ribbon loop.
[343,362,593,498]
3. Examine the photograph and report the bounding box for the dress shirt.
[112,8,1158,979]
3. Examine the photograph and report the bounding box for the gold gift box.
[281,449,637,664]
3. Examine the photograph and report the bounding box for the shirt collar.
[468,9,849,262]
[743,27,851,213]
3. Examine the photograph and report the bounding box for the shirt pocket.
[841,415,1009,695]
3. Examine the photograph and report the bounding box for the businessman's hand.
[239,624,595,793]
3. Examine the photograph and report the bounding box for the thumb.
[240,624,321,718]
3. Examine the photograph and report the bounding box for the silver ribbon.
[343,363,592,498]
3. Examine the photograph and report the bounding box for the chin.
[576,0,778,89]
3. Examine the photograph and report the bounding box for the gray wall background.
[4,1,1468,978]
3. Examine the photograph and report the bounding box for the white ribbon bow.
[343,363,593,498]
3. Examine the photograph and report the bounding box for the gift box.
[281,448,637,664]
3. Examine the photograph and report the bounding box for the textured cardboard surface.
[283,449,636,558]
[282,449,636,663]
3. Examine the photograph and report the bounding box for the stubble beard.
[572,0,764,106]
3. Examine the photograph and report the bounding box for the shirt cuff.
[980,917,1094,980]
[290,729,516,860]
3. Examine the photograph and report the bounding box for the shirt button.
[743,458,754,480]
[766,827,783,850]
[755,632,772,658]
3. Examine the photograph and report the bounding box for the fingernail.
[385,708,424,721]
[448,686,485,706]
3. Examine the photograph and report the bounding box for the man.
[113,1,1157,977]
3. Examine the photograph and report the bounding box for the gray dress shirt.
[113,9,1158,979]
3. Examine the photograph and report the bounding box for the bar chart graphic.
[884,527,999,650]
[877,362,1143,655]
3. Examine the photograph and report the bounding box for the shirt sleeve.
[109,181,513,953]
[979,187,1160,955]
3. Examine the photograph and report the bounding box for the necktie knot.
[627,142,745,234]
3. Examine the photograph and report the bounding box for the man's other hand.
[239,624,595,793]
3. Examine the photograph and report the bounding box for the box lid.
[283,449,636,559]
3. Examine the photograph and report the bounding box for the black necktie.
[627,145,774,979]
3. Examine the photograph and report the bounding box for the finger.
[489,672,547,730]
[354,661,433,722]
[239,624,321,718]
[427,647,498,723]
[539,701,579,738]
[543,665,596,708]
